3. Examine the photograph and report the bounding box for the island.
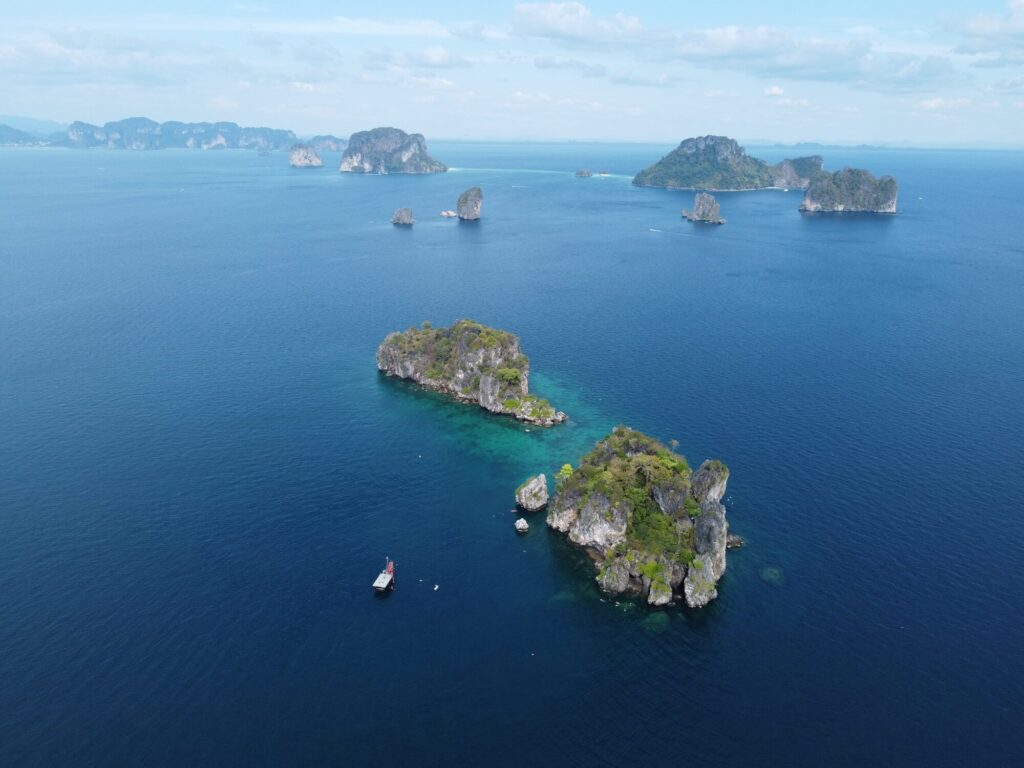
[54,117,297,150]
[390,208,414,226]
[288,144,323,167]
[457,187,483,220]
[308,134,347,152]
[339,127,447,174]
[633,135,823,191]
[683,192,725,224]
[800,168,898,213]
[515,474,549,512]
[575,169,593,178]
[546,427,732,608]
[376,320,566,426]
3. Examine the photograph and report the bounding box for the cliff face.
[339,127,447,174]
[457,187,483,220]
[289,144,323,167]
[59,118,297,150]
[633,135,821,191]
[800,168,898,213]
[376,320,566,426]
[546,427,731,608]
[684,192,725,224]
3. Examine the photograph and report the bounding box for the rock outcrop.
[457,187,483,220]
[633,135,822,191]
[516,474,549,511]
[390,208,415,226]
[683,192,725,224]
[800,168,898,213]
[376,320,566,426]
[339,127,446,174]
[575,169,593,177]
[289,144,323,167]
[546,427,733,608]
[515,518,529,534]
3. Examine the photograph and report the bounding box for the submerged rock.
[547,427,734,610]
[683,192,725,224]
[376,319,566,427]
[289,144,323,167]
[516,474,549,511]
[390,208,414,226]
[457,187,483,220]
[339,127,446,174]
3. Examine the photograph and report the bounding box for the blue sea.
[1,142,1022,766]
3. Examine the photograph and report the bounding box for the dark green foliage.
[496,368,522,386]
[558,427,696,561]
[633,136,776,190]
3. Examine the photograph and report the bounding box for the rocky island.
[547,427,732,608]
[575,169,593,178]
[339,127,446,174]
[390,208,415,226]
[800,168,898,213]
[683,192,725,224]
[457,187,483,220]
[288,144,323,167]
[376,320,566,426]
[633,135,822,191]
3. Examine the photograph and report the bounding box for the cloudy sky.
[3,1,1024,144]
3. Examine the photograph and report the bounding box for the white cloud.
[512,2,653,45]
[764,85,785,96]
[533,55,606,77]
[915,97,971,110]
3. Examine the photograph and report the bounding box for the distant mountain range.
[0,116,346,152]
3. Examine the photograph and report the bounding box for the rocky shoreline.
[545,427,732,608]
[376,320,566,427]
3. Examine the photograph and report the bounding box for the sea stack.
[683,192,725,224]
[390,208,414,226]
[457,187,483,220]
[515,475,549,512]
[289,144,323,167]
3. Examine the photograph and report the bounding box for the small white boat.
[372,557,395,592]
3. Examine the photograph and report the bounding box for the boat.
[372,557,395,592]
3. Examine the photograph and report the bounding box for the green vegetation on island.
[376,320,565,426]
[632,135,823,191]
[547,427,731,607]
[800,167,899,213]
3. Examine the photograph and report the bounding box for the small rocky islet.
[684,192,725,224]
[376,320,565,427]
[545,427,731,608]
[288,144,323,168]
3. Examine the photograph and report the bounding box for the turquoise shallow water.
[1,143,1023,766]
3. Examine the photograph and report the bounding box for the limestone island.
[575,169,593,178]
[683,192,725,224]
[390,208,414,226]
[546,427,733,608]
[457,187,483,220]
[289,144,323,167]
[633,135,823,191]
[800,168,898,214]
[376,320,566,427]
[308,134,347,152]
[339,127,447,174]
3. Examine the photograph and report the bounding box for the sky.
[2,1,1024,145]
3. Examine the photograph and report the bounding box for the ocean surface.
[1,142,1022,766]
